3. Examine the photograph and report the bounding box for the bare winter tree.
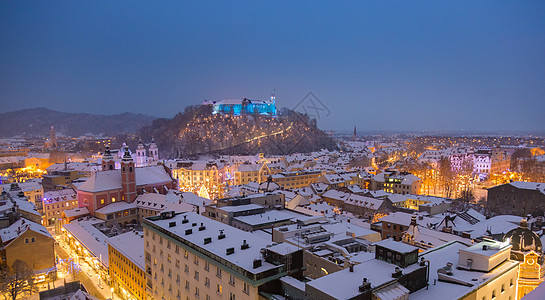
[0,260,38,300]
[438,158,455,198]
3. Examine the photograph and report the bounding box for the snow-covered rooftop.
[63,218,109,267]
[77,165,172,193]
[106,231,145,270]
[306,257,420,299]
[94,201,137,214]
[0,218,52,245]
[144,212,287,275]
[373,239,419,254]
[411,241,519,300]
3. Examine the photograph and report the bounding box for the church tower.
[101,145,115,171]
[136,141,146,167]
[504,218,544,299]
[50,126,57,148]
[120,145,137,202]
[149,138,159,162]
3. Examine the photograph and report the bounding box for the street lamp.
[111,287,114,300]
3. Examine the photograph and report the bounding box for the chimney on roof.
[392,267,403,278]
[241,240,249,250]
[359,278,371,292]
[410,215,417,227]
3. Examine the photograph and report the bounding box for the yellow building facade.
[108,232,146,300]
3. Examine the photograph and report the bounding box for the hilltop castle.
[202,95,277,116]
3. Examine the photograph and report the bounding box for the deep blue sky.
[1,1,544,132]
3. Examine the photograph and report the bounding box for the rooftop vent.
[160,211,175,219]
[185,229,193,235]
[199,223,206,231]
[226,247,235,255]
[392,267,403,278]
[168,221,176,228]
[253,259,262,269]
[218,229,226,240]
[419,257,427,267]
[241,240,249,250]
[437,262,453,276]
[358,278,371,292]
[182,215,189,224]
[204,237,212,245]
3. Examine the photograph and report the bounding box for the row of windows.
[24,237,36,244]
[45,201,77,210]
[147,229,252,298]
[481,277,515,300]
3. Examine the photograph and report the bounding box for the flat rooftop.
[106,231,145,270]
[144,212,286,275]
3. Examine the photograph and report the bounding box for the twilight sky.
[1,1,544,132]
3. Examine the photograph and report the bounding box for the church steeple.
[149,138,159,162]
[101,145,115,171]
[121,145,136,202]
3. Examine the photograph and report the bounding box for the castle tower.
[121,145,136,202]
[50,126,57,148]
[149,138,159,162]
[136,141,146,167]
[101,145,115,171]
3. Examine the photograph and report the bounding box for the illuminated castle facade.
[203,95,277,116]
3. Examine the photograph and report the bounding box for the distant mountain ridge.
[0,108,157,137]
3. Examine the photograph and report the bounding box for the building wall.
[95,208,138,227]
[487,185,545,216]
[4,230,55,274]
[108,244,146,300]
[44,198,79,225]
[138,208,161,223]
[303,251,343,279]
[381,221,407,241]
[173,167,219,195]
[461,263,518,300]
[144,226,260,300]
[274,172,322,189]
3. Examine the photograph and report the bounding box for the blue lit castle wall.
[204,96,277,116]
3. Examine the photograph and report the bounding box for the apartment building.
[107,231,146,300]
[143,211,303,300]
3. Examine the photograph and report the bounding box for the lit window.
[216,284,222,295]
